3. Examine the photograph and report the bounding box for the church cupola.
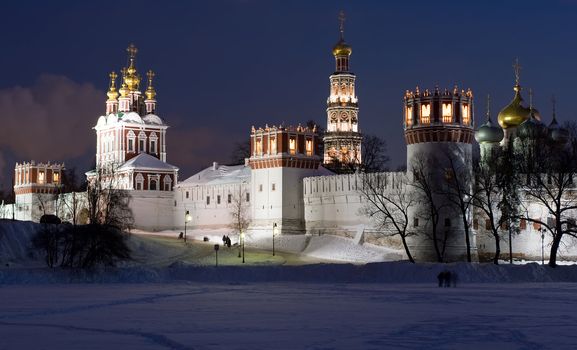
[144,69,157,114]
[106,71,119,115]
[332,10,352,73]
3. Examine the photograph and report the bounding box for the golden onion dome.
[145,86,156,100]
[119,82,129,97]
[332,39,352,56]
[107,88,119,101]
[497,85,531,129]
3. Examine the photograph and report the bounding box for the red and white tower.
[249,124,322,234]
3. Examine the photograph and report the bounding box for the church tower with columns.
[323,11,362,169]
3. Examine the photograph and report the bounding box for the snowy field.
[3,221,577,349]
[1,282,577,349]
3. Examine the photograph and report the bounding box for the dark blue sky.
[0,0,576,189]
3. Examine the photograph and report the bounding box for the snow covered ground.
[1,282,577,349]
[2,220,577,349]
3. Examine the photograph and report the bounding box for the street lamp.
[540,229,545,265]
[241,230,245,263]
[184,210,192,244]
[272,222,277,256]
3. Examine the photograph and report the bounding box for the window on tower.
[38,170,45,184]
[270,137,277,154]
[442,103,452,123]
[53,172,59,183]
[420,104,430,124]
[150,140,157,154]
[406,106,413,126]
[462,104,470,125]
[306,139,313,156]
[255,139,262,155]
[128,139,134,152]
[139,139,145,153]
[289,137,296,155]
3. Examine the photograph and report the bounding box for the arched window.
[149,179,157,191]
[127,130,136,152]
[135,173,144,190]
[138,131,147,153]
[420,104,431,124]
[163,175,172,191]
[149,132,158,155]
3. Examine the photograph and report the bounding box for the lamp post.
[541,229,545,265]
[184,210,192,244]
[272,223,277,256]
[241,230,245,263]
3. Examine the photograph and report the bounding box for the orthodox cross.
[513,58,521,85]
[109,71,117,88]
[338,10,346,40]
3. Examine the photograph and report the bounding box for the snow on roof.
[142,114,165,125]
[118,153,178,172]
[177,163,250,187]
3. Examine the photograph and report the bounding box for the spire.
[124,43,140,91]
[107,71,119,101]
[338,10,346,41]
[145,70,156,100]
[486,94,491,122]
[513,57,522,91]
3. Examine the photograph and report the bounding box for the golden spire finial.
[338,10,346,40]
[109,71,117,89]
[107,71,119,100]
[486,94,491,121]
[145,69,156,100]
[513,57,521,86]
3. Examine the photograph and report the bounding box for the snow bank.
[2,261,577,285]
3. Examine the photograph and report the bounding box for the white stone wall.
[130,191,175,231]
[174,182,251,230]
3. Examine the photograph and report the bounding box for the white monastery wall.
[130,191,175,231]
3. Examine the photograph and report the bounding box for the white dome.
[106,114,119,125]
[97,115,107,126]
[121,111,143,124]
[143,114,164,125]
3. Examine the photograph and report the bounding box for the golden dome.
[145,69,156,100]
[333,39,352,56]
[497,85,530,129]
[107,71,119,100]
[107,89,119,100]
[119,82,129,97]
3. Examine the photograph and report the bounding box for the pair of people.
[437,270,457,287]
[222,235,232,248]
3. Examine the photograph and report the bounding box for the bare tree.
[87,165,134,231]
[362,135,390,173]
[230,182,250,244]
[360,172,416,262]
[441,149,474,262]
[230,140,251,165]
[327,134,389,174]
[517,136,577,267]
[410,154,448,262]
[472,149,504,264]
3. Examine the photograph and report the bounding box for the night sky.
[0,0,576,191]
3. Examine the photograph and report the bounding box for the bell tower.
[323,11,362,170]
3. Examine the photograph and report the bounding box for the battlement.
[404,86,475,145]
[14,161,65,194]
[249,124,321,169]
